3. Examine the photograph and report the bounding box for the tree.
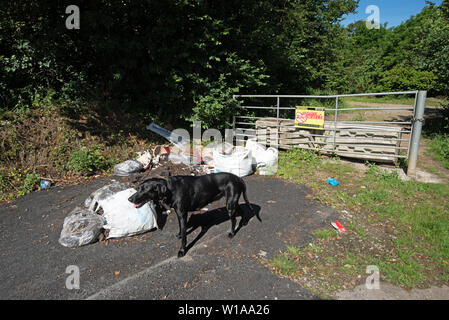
[1,0,359,129]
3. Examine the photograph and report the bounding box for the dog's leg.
[239,204,249,226]
[226,197,238,238]
[175,209,188,257]
[175,215,182,239]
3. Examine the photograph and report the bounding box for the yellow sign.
[295,107,325,129]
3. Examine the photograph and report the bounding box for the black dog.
[128,172,254,257]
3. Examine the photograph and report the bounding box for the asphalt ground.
[0,175,340,300]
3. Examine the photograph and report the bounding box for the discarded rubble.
[58,123,280,247]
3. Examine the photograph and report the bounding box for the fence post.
[407,90,427,176]
[276,97,280,148]
[333,97,339,152]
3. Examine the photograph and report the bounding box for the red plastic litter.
[331,220,347,233]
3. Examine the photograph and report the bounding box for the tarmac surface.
[0,175,340,300]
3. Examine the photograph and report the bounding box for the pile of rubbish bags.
[59,182,159,248]
[146,122,278,177]
[59,123,279,248]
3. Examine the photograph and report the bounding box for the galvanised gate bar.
[232,91,427,176]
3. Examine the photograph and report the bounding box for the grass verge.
[426,134,449,169]
[340,96,447,107]
[265,148,449,297]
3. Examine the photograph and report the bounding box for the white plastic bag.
[257,147,278,175]
[59,207,106,247]
[113,160,143,176]
[246,139,267,169]
[213,146,253,177]
[98,188,158,239]
[246,139,278,175]
[84,182,131,211]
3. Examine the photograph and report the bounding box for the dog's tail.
[240,177,261,222]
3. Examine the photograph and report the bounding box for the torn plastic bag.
[168,152,202,166]
[246,140,278,175]
[209,142,234,155]
[113,160,143,176]
[136,150,152,169]
[257,147,278,176]
[59,207,106,247]
[98,188,158,239]
[245,139,267,170]
[213,146,253,177]
[84,182,131,211]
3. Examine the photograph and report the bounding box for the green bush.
[379,66,437,92]
[67,147,110,175]
[17,173,41,197]
[187,54,269,130]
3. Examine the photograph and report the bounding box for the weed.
[286,245,303,257]
[307,243,323,254]
[270,255,299,276]
[17,173,41,197]
[427,134,449,169]
[312,229,337,240]
[351,113,365,122]
[347,223,367,237]
[67,147,110,175]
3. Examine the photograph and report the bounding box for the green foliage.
[270,255,299,276]
[379,66,437,92]
[312,229,337,240]
[428,134,449,169]
[1,0,447,138]
[326,2,449,96]
[187,54,269,129]
[1,0,358,124]
[67,147,110,175]
[17,173,41,197]
[0,168,41,200]
[275,148,449,289]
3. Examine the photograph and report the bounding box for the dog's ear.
[156,183,168,200]
[159,184,167,195]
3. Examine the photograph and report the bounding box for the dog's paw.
[175,233,182,239]
[177,249,186,258]
[228,232,235,239]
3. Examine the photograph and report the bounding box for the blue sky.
[341,0,444,27]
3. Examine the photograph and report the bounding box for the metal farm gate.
[232,91,427,176]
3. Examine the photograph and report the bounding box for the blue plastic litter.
[326,178,339,186]
[40,180,51,189]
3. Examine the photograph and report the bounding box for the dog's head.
[128,178,169,208]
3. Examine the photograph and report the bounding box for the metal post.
[332,97,339,152]
[276,97,280,148]
[407,91,419,158]
[407,90,427,176]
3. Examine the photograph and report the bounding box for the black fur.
[128,172,254,257]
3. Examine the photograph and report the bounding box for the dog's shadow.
[180,204,262,254]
